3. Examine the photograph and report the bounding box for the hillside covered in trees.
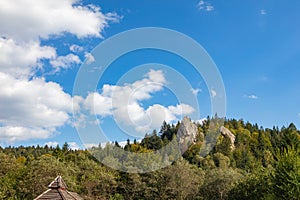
[0,117,299,200]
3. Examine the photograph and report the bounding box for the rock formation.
[219,126,235,150]
[177,116,201,153]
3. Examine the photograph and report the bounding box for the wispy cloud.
[84,52,95,64]
[211,89,217,98]
[206,5,214,12]
[260,75,269,81]
[244,94,258,99]
[70,44,83,53]
[197,1,214,12]
[50,54,81,71]
[190,88,202,95]
[260,9,267,15]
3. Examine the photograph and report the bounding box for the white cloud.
[116,140,141,148]
[68,142,80,150]
[84,52,96,64]
[70,44,84,53]
[190,88,202,95]
[44,141,59,147]
[84,143,98,149]
[206,5,214,11]
[198,0,205,6]
[168,104,195,116]
[44,141,80,149]
[0,38,56,78]
[138,104,194,133]
[50,53,81,71]
[197,1,214,12]
[0,0,119,78]
[0,0,119,144]
[194,118,207,125]
[84,92,112,116]
[0,0,120,43]
[244,94,258,99]
[0,126,53,143]
[249,95,258,99]
[83,70,195,133]
[211,89,217,98]
[0,72,74,143]
[260,9,267,15]
[84,70,166,125]
[118,141,129,148]
[73,96,84,113]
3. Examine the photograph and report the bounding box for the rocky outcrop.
[219,126,235,150]
[177,116,202,153]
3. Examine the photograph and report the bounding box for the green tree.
[159,158,204,200]
[200,168,243,200]
[141,130,163,150]
[272,147,300,199]
[229,168,273,200]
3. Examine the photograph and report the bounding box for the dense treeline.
[0,117,299,199]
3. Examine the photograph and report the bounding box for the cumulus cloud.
[0,38,56,78]
[84,92,112,116]
[83,70,195,133]
[0,72,74,143]
[0,0,119,78]
[0,0,120,42]
[168,104,195,116]
[0,0,119,143]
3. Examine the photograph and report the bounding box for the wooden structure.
[34,176,83,200]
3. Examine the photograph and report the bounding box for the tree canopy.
[0,117,299,199]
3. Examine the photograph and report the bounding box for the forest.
[0,117,299,200]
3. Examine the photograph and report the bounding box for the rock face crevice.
[177,116,200,153]
[219,126,235,150]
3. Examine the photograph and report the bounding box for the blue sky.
[0,0,300,148]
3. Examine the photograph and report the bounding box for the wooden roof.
[34,176,83,200]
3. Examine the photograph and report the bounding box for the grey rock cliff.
[219,126,235,150]
[177,116,200,153]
